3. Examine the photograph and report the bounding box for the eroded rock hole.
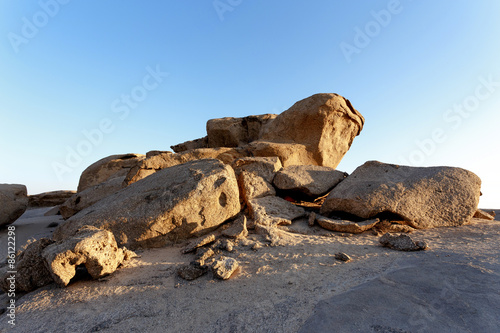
[219,192,227,207]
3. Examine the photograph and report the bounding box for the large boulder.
[54,159,241,249]
[259,93,364,168]
[43,226,128,286]
[78,153,145,192]
[273,165,347,199]
[206,114,277,148]
[246,141,316,167]
[124,148,249,185]
[320,161,482,229]
[28,190,76,208]
[59,177,125,219]
[248,196,306,227]
[0,184,28,226]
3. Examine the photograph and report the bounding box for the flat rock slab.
[316,215,379,234]
[298,254,500,333]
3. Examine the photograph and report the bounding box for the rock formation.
[28,190,76,208]
[0,184,28,226]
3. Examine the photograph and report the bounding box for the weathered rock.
[246,141,316,168]
[321,161,482,229]
[206,114,277,148]
[54,159,240,249]
[316,215,379,234]
[379,233,429,251]
[273,165,347,199]
[1,238,55,292]
[60,176,125,219]
[78,153,145,192]
[177,263,208,281]
[212,257,239,280]
[248,196,306,226]
[196,248,217,266]
[182,234,217,254]
[231,157,282,183]
[237,171,275,205]
[43,226,126,286]
[259,93,364,168]
[473,209,495,220]
[28,190,76,208]
[124,148,248,185]
[44,206,61,216]
[222,215,248,239]
[171,136,208,153]
[335,252,352,262]
[0,184,28,227]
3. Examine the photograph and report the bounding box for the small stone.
[251,242,262,251]
[182,234,217,254]
[379,233,429,251]
[473,209,495,220]
[212,257,239,280]
[47,222,59,228]
[334,252,352,262]
[317,215,379,234]
[308,212,316,226]
[177,264,208,281]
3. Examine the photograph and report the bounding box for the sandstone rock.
[273,165,347,199]
[124,148,248,185]
[54,159,240,249]
[231,157,282,183]
[259,93,364,168]
[177,263,208,281]
[182,234,217,254]
[237,171,275,205]
[222,215,248,239]
[246,141,316,168]
[78,153,145,192]
[473,209,495,220]
[335,252,352,262]
[321,161,481,229]
[43,226,126,286]
[0,184,28,227]
[212,257,239,280]
[206,114,277,148]
[379,233,429,251]
[28,190,76,208]
[171,136,208,153]
[248,196,306,226]
[60,176,125,219]
[316,215,379,234]
[1,238,55,292]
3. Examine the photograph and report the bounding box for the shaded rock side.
[237,171,276,205]
[231,156,282,183]
[43,226,126,286]
[171,136,208,153]
[0,184,28,227]
[60,176,125,219]
[78,153,145,192]
[316,215,380,234]
[28,190,76,208]
[321,161,481,229]
[260,93,364,168]
[206,114,277,148]
[1,238,55,292]
[54,159,240,249]
[273,165,347,199]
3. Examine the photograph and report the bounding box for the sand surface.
[1,209,499,332]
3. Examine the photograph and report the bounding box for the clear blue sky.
[1,1,499,208]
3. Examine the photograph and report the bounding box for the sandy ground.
[0,209,499,332]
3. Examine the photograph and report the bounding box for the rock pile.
[1,93,486,290]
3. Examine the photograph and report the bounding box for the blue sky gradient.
[1,1,499,207]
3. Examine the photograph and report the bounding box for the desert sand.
[1,208,499,332]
